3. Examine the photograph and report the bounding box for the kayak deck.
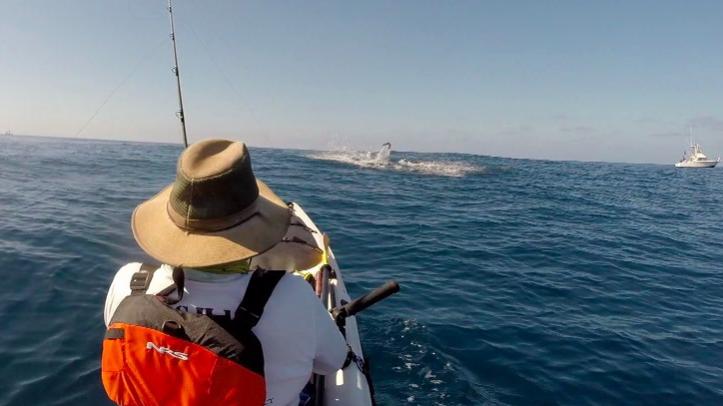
[291,203,373,406]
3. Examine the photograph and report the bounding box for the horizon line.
[2,132,697,168]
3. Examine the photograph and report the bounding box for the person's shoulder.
[113,262,171,279]
[109,262,171,291]
[280,272,313,289]
[114,262,144,278]
[273,272,316,300]
[109,262,142,286]
[104,262,143,326]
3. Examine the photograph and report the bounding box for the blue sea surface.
[1,135,722,405]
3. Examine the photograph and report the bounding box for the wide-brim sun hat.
[131,139,291,268]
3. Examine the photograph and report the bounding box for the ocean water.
[1,135,722,405]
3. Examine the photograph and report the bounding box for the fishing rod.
[331,280,400,330]
[167,0,188,147]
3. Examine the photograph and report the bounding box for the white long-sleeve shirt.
[104,263,347,406]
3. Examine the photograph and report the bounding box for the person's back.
[105,265,345,406]
[101,139,347,406]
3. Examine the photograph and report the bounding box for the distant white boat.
[675,139,719,168]
[3,130,12,136]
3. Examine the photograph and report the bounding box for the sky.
[1,0,722,163]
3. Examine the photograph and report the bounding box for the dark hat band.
[166,199,260,232]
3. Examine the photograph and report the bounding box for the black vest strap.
[160,267,185,305]
[129,263,158,295]
[129,264,184,305]
[233,270,285,330]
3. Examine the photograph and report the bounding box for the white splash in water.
[392,159,481,177]
[376,142,392,164]
[314,143,391,168]
[310,143,483,177]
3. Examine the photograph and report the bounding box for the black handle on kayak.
[332,280,400,324]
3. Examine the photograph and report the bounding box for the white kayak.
[288,203,376,406]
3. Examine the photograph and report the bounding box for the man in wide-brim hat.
[103,139,347,406]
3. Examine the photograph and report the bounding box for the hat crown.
[168,139,260,231]
[180,139,244,178]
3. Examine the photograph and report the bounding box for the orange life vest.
[101,265,285,406]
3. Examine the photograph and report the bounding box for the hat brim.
[131,179,290,268]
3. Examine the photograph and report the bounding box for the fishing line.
[126,0,165,20]
[183,1,264,129]
[74,38,166,138]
